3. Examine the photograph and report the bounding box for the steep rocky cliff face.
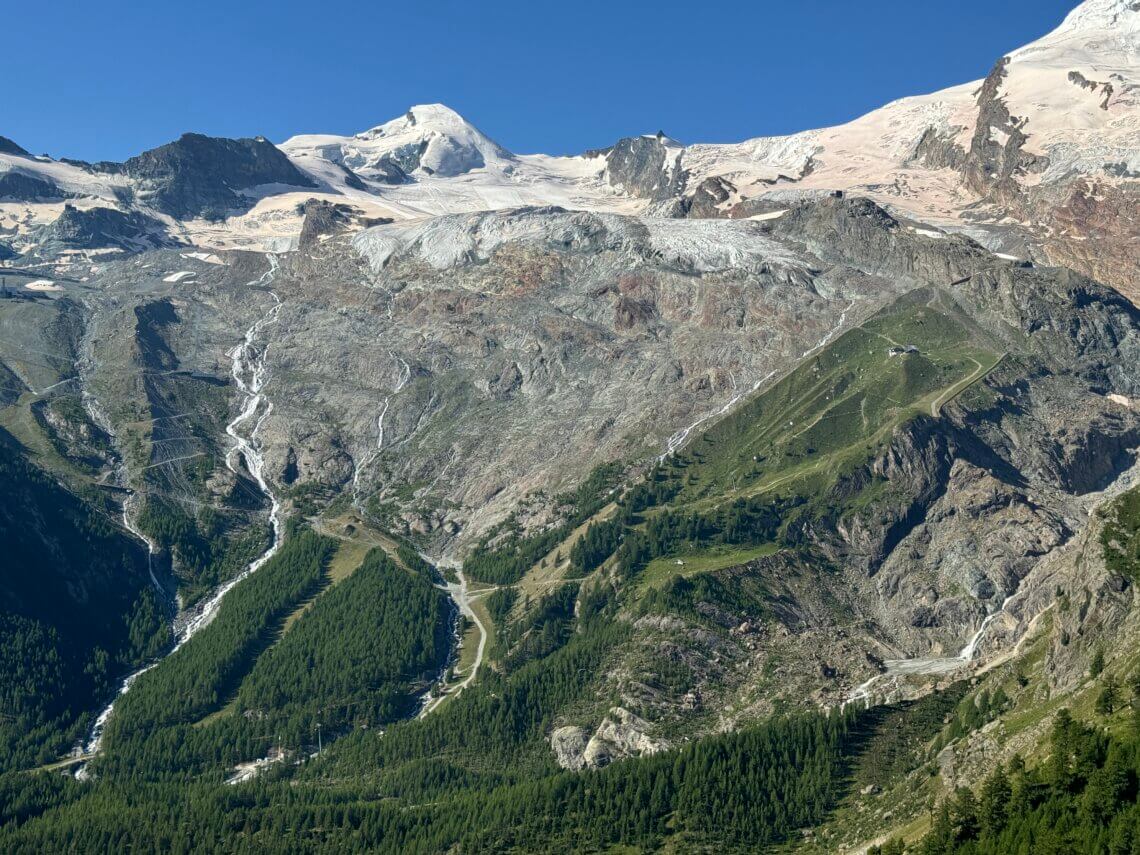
[37,204,171,252]
[0,136,28,157]
[596,133,686,201]
[518,237,1140,771]
[122,133,316,220]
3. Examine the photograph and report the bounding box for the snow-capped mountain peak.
[360,104,503,146]
[1012,0,1138,60]
[283,104,513,184]
[1,1,1134,293]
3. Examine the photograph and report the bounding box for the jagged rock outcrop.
[0,136,28,157]
[38,204,171,252]
[123,132,316,219]
[297,199,392,249]
[551,707,666,770]
[550,726,590,770]
[908,126,968,171]
[0,170,65,201]
[962,57,1050,201]
[773,196,994,285]
[599,133,685,201]
[681,175,736,218]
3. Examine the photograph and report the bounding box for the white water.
[79,493,166,760]
[177,254,285,643]
[957,594,1015,661]
[845,594,1017,708]
[78,255,285,759]
[660,370,776,461]
[121,492,162,594]
[659,299,856,461]
[351,352,411,510]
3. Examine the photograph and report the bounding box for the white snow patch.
[181,251,224,265]
[163,271,196,283]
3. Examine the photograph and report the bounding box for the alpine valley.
[2,1,1140,852]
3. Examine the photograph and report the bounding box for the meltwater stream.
[845,593,1017,707]
[351,352,411,512]
[78,255,285,761]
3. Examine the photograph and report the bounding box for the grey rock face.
[297,199,391,250]
[0,135,28,157]
[0,170,65,202]
[38,204,171,252]
[681,176,736,218]
[962,58,1049,202]
[123,132,316,220]
[773,196,993,285]
[601,133,686,201]
[908,126,968,171]
[549,725,590,770]
[552,708,665,770]
[336,162,371,190]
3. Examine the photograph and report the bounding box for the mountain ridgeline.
[1,0,1139,850]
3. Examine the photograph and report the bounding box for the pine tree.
[979,766,1011,837]
[1091,647,1106,678]
[1096,675,1120,716]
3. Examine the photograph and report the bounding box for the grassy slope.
[483,288,1003,607]
[640,543,782,591]
[668,288,1001,512]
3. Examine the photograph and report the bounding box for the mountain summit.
[283,103,514,182]
[2,0,1135,290]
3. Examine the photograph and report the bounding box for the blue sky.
[7,0,1077,161]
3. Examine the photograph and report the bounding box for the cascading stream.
[845,456,1140,710]
[176,255,285,644]
[352,352,411,512]
[844,594,1018,708]
[77,254,284,760]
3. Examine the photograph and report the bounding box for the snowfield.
[0,1,1134,258]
